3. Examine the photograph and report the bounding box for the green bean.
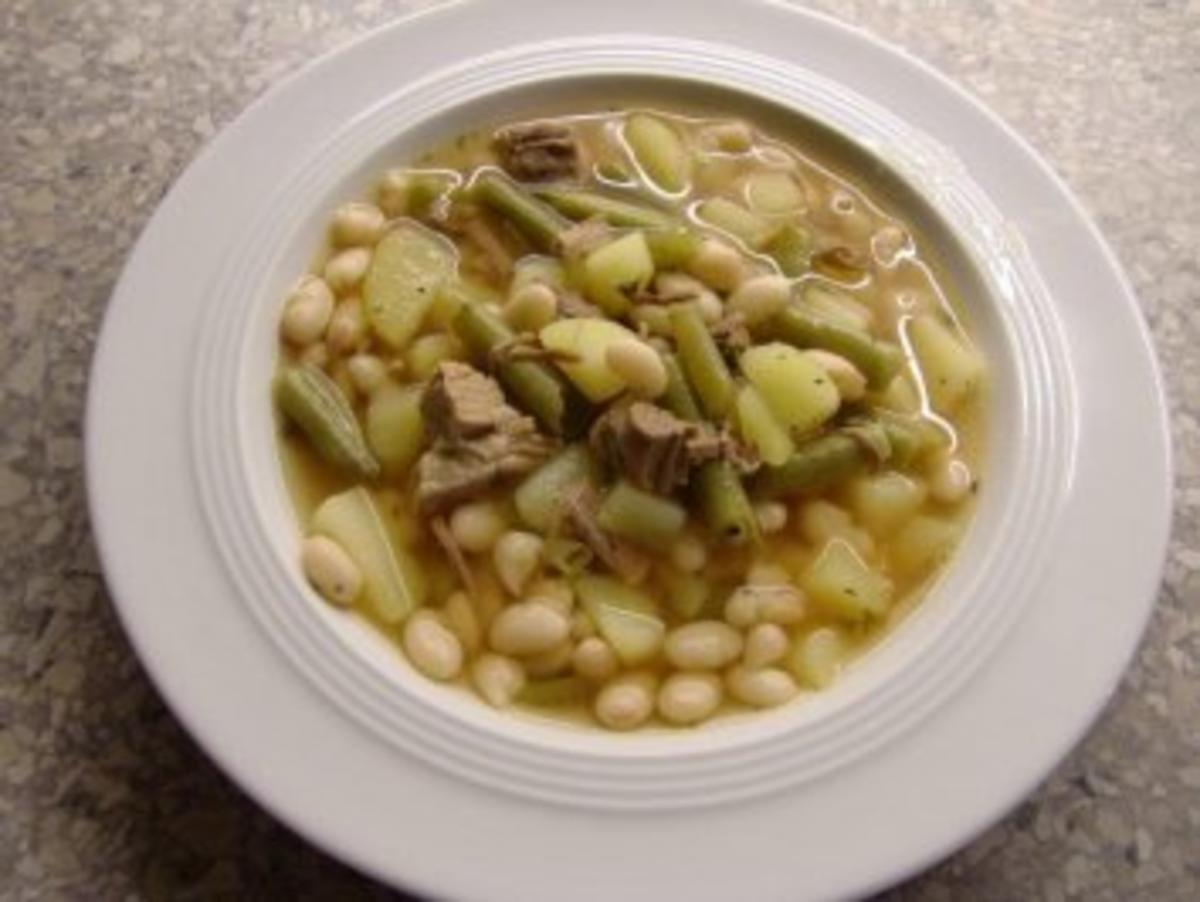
[275,365,380,480]
[533,187,675,229]
[754,415,927,497]
[596,480,687,550]
[670,304,735,419]
[472,171,571,252]
[451,302,591,437]
[660,351,703,422]
[644,227,703,269]
[697,460,760,546]
[767,306,903,389]
[763,223,812,277]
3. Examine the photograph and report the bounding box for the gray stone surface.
[0,0,1196,898]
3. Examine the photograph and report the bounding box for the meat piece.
[416,362,557,514]
[431,515,477,595]
[589,400,753,494]
[421,361,510,440]
[709,312,751,359]
[563,484,651,585]
[495,121,580,182]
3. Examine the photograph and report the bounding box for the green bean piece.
[671,304,735,419]
[755,433,865,497]
[768,306,904,390]
[451,302,591,437]
[644,227,703,269]
[697,460,761,546]
[514,444,598,533]
[596,480,687,550]
[534,187,676,229]
[763,223,813,277]
[660,351,703,422]
[472,171,571,252]
[517,676,590,707]
[275,364,380,480]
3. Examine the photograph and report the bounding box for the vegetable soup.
[274,107,985,730]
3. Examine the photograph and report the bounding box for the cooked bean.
[448,500,507,554]
[687,238,744,292]
[803,349,867,402]
[526,577,575,616]
[747,562,790,586]
[728,274,791,325]
[928,452,973,505]
[403,612,464,681]
[443,590,482,655]
[595,675,655,730]
[471,653,526,708]
[346,353,388,396]
[570,608,597,640]
[489,601,570,657]
[298,342,329,369]
[664,621,744,670]
[754,501,788,535]
[376,169,411,218]
[300,535,362,605]
[605,337,669,399]
[743,623,788,669]
[324,247,373,295]
[280,276,335,346]
[504,281,558,331]
[326,297,366,355]
[726,665,797,708]
[524,640,575,678]
[493,531,544,596]
[572,637,618,682]
[703,121,753,153]
[331,201,387,246]
[657,672,722,725]
[724,583,807,628]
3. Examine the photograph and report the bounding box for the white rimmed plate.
[86,1,1171,899]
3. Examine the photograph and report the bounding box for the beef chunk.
[562,484,651,585]
[495,122,580,182]
[588,400,754,494]
[709,312,751,359]
[416,363,557,514]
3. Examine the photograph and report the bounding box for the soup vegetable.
[274,108,985,731]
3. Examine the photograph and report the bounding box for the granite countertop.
[1,0,1197,898]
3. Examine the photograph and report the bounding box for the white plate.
[86,1,1171,899]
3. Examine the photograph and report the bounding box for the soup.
[273,107,985,731]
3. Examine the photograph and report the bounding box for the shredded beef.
[494,122,580,182]
[562,484,651,585]
[416,362,557,514]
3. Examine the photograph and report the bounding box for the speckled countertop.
[1,1,1197,898]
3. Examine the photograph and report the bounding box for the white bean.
[572,637,618,682]
[694,291,724,325]
[376,169,411,218]
[743,623,789,669]
[488,601,570,657]
[703,121,753,153]
[448,500,507,554]
[605,337,668,399]
[298,342,329,369]
[493,531,544,596]
[728,275,791,325]
[346,353,388,395]
[331,201,387,247]
[526,577,574,617]
[726,666,797,708]
[687,238,744,292]
[326,297,365,355]
[803,349,867,402]
[280,276,335,346]
[664,621,744,670]
[724,584,807,628]
[670,533,708,573]
[324,247,372,295]
[754,501,788,535]
[524,640,575,678]
[503,282,558,331]
[595,676,654,731]
[657,672,723,726]
[300,535,362,606]
[747,562,790,586]
[471,653,525,708]
[403,612,464,681]
[928,453,973,505]
[443,590,482,655]
[570,608,597,640]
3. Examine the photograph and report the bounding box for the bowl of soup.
[184,45,1072,808]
